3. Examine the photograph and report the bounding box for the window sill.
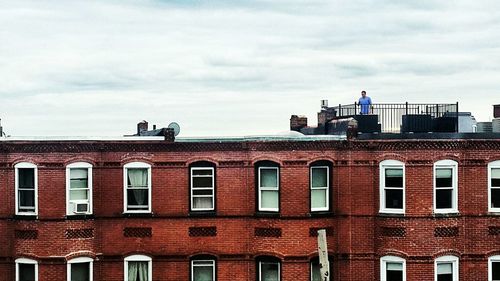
[66,214,95,220]
[189,211,216,217]
[254,212,280,218]
[13,215,38,220]
[309,211,333,217]
[378,213,405,218]
[122,213,154,218]
[433,212,460,218]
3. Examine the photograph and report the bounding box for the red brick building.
[1,133,500,281]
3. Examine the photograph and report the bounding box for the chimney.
[0,118,3,137]
[153,125,157,130]
[290,115,308,131]
[137,120,148,135]
[164,127,175,142]
[494,104,500,119]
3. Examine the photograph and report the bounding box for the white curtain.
[128,261,148,281]
[128,169,148,205]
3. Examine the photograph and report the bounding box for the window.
[380,160,405,214]
[66,162,93,215]
[310,164,330,212]
[310,257,331,281]
[67,257,93,281]
[434,160,458,213]
[489,161,500,212]
[16,258,38,281]
[124,162,152,213]
[257,162,280,212]
[190,166,215,211]
[490,255,500,281]
[434,255,458,281]
[15,162,38,215]
[124,255,152,281]
[257,257,280,281]
[380,256,406,281]
[191,259,215,281]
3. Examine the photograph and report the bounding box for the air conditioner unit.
[74,202,89,214]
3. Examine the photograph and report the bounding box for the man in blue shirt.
[358,90,372,114]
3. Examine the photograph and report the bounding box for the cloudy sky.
[1,0,499,137]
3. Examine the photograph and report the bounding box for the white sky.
[1,0,499,137]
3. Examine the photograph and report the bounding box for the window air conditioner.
[74,202,89,214]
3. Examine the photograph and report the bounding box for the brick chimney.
[494,104,500,119]
[137,120,148,135]
[290,115,308,132]
[163,127,175,142]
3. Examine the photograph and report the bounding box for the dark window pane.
[71,262,90,281]
[386,270,403,281]
[385,169,403,187]
[193,177,213,188]
[127,190,148,208]
[436,189,452,209]
[19,190,35,207]
[19,264,35,281]
[19,168,34,188]
[437,273,452,281]
[493,261,500,280]
[436,177,453,187]
[192,169,213,176]
[193,189,213,196]
[492,179,500,187]
[492,189,500,208]
[312,168,328,188]
[261,262,279,281]
[385,189,403,209]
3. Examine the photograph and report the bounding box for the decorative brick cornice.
[0,139,500,154]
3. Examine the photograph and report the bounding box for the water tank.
[492,118,500,132]
[477,122,492,132]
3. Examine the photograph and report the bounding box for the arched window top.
[310,160,333,167]
[255,160,280,167]
[14,162,37,168]
[67,162,92,168]
[380,159,404,166]
[124,254,152,262]
[190,161,216,167]
[435,255,459,262]
[434,159,458,166]
[489,160,500,167]
[124,162,151,168]
[15,257,37,264]
[68,257,93,264]
[381,255,406,262]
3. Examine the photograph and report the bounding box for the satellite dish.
[168,122,180,136]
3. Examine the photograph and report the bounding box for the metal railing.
[331,102,459,133]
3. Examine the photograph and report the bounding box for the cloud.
[0,0,499,136]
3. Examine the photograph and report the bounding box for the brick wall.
[0,139,499,280]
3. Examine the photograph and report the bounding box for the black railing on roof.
[330,102,459,133]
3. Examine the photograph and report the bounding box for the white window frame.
[310,166,329,212]
[379,160,405,214]
[123,162,152,213]
[124,255,152,281]
[433,160,458,214]
[380,255,406,281]
[488,161,500,213]
[434,255,459,281]
[16,258,38,281]
[15,162,38,216]
[191,259,215,281]
[258,260,281,281]
[66,162,93,215]
[190,167,215,211]
[490,255,500,281]
[67,257,93,281]
[258,166,280,212]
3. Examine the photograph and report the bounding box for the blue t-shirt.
[358,96,372,114]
